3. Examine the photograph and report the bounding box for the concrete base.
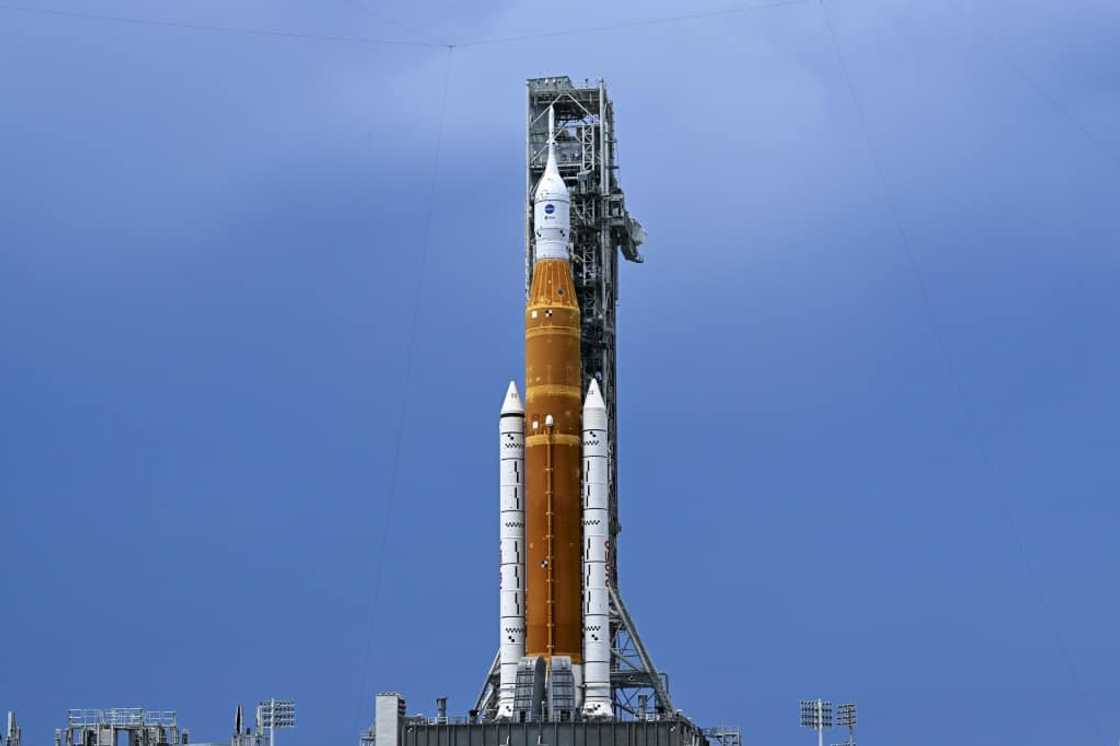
[402,720,710,746]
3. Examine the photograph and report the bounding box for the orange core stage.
[523,257,583,663]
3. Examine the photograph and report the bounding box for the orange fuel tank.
[523,256,583,663]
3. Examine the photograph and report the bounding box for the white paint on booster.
[497,381,526,720]
[581,379,612,719]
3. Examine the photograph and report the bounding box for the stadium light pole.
[256,699,295,746]
[799,699,832,746]
[832,703,856,746]
[837,703,856,746]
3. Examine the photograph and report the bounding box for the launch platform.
[402,721,708,746]
[366,693,711,746]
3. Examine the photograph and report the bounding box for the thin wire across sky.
[0,0,811,50]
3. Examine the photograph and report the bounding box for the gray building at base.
[366,694,710,746]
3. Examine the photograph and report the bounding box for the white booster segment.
[497,381,526,720]
[532,107,570,262]
[581,379,612,719]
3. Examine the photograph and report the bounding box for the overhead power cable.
[0,3,449,47]
[348,44,454,737]
[816,0,1106,739]
[951,0,1118,169]
[0,0,810,51]
[453,0,811,48]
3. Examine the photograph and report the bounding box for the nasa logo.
[544,203,555,215]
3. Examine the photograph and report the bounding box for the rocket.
[496,108,613,721]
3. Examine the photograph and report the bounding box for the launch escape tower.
[473,76,669,722]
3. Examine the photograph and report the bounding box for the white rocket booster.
[581,379,612,719]
[497,381,526,720]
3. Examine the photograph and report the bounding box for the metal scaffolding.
[703,726,743,746]
[56,709,187,746]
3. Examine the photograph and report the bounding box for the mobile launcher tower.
[364,77,741,746]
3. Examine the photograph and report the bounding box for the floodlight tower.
[832,703,856,746]
[799,699,832,746]
[255,700,295,746]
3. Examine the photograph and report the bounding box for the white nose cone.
[583,378,606,412]
[501,380,524,416]
[533,107,570,261]
[583,378,607,433]
[534,142,567,205]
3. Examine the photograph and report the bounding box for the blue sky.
[2,1,1118,744]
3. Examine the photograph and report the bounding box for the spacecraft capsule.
[532,116,570,262]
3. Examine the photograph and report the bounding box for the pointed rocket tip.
[501,380,524,415]
[584,378,606,410]
[544,138,560,176]
[534,106,568,207]
[543,106,561,175]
